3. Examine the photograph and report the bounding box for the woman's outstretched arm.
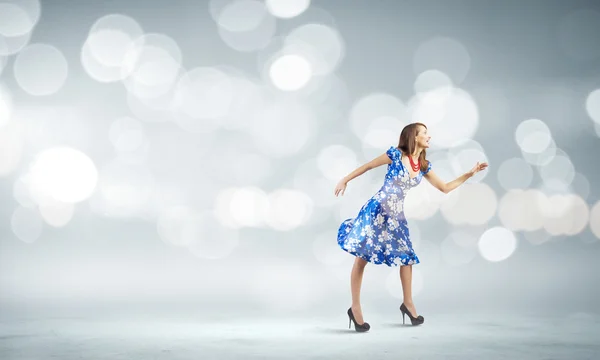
[424,161,488,194]
[334,153,391,197]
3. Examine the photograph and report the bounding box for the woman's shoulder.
[386,146,401,160]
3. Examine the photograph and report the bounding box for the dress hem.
[337,241,420,267]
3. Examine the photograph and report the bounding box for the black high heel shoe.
[399,303,424,326]
[347,307,370,332]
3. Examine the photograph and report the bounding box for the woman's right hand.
[334,180,347,197]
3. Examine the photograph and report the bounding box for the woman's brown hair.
[397,122,430,173]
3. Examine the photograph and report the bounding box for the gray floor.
[1,310,598,359]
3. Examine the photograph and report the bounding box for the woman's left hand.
[469,161,488,176]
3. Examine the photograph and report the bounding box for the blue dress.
[337,146,432,267]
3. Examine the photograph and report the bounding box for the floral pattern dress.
[337,146,432,267]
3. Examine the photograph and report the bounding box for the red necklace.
[409,155,420,172]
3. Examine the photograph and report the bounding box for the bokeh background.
[1,0,600,322]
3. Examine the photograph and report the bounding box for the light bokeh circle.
[478,226,518,262]
[14,43,68,96]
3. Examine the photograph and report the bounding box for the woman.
[334,122,488,332]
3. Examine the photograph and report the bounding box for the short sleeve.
[422,160,432,175]
[386,146,399,161]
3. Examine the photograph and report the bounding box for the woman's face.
[416,126,431,149]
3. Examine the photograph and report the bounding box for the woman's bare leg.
[350,257,368,324]
[399,264,418,316]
